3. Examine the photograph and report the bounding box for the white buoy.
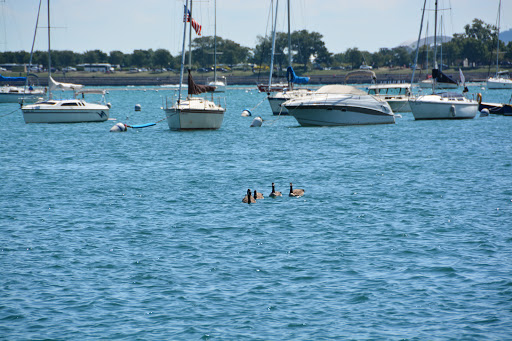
[480,108,490,117]
[110,122,128,132]
[241,109,252,117]
[135,104,141,111]
[250,116,263,127]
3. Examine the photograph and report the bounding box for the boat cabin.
[367,84,412,97]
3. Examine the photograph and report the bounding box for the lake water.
[1,85,512,340]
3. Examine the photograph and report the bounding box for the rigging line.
[249,96,267,112]
[0,107,20,118]
[266,103,285,126]
[258,1,274,80]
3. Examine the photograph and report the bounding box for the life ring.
[476,93,482,104]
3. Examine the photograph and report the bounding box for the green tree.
[291,30,331,71]
[152,49,173,68]
[83,50,108,63]
[109,50,125,66]
[131,49,153,67]
[345,48,363,69]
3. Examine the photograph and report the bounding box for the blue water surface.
[1,85,511,340]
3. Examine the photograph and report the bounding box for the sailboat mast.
[410,0,427,84]
[433,0,438,70]
[178,0,189,103]
[268,0,279,93]
[214,0,217,83]
[496,0,501,76]
[426,21,429,70]
[47,0,52,98]
[287,0,291,68]
[188,0,193,70]
[440,15,443,71]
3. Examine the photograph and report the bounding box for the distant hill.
[398,35,452,52]
[500,29,512,43]
[398,30,511,51]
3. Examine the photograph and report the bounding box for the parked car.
[62,66,77,72]
[360,64,373,70]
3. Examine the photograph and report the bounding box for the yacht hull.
[287,105,395,126]
[165,108,225,130]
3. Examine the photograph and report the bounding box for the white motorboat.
[367,83,412,112]
[20,0,110,123]
[283,85,395,126]
[163,2,225,131]
[487,72,512,89]
[487,1,512,89]
[409,92,477,120]
[0,85,45,103]
[268,88,313,115]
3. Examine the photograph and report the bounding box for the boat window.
[440,92,463,99]
[61,102,79,106]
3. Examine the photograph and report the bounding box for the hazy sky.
[0,0,507,55]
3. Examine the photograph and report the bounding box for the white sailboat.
[21,0,109,123]
[409,0,477,120]
[487,0,512,89]
[0,2,45,104]
[266,0,313,115]
[0,84,45,104]
[164,0,225,131]
[206,0,227,92]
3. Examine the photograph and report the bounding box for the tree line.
[1,18,511,72]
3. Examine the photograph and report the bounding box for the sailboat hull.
[409,95,477,120]
[486,78,512,89]
[165,108,225,130]
[268,96,289,115]
[21,102,110,123]
[0,91,44,104]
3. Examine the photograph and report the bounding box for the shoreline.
[3,72,491,87]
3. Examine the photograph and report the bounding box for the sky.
[0,0,507,56]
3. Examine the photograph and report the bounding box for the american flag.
[183,9,202,36]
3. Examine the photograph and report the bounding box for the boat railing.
[74,89,108,105]
[164,90,226,110]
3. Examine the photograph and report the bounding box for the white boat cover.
[315,85,366,95]
[49,76,83,91]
